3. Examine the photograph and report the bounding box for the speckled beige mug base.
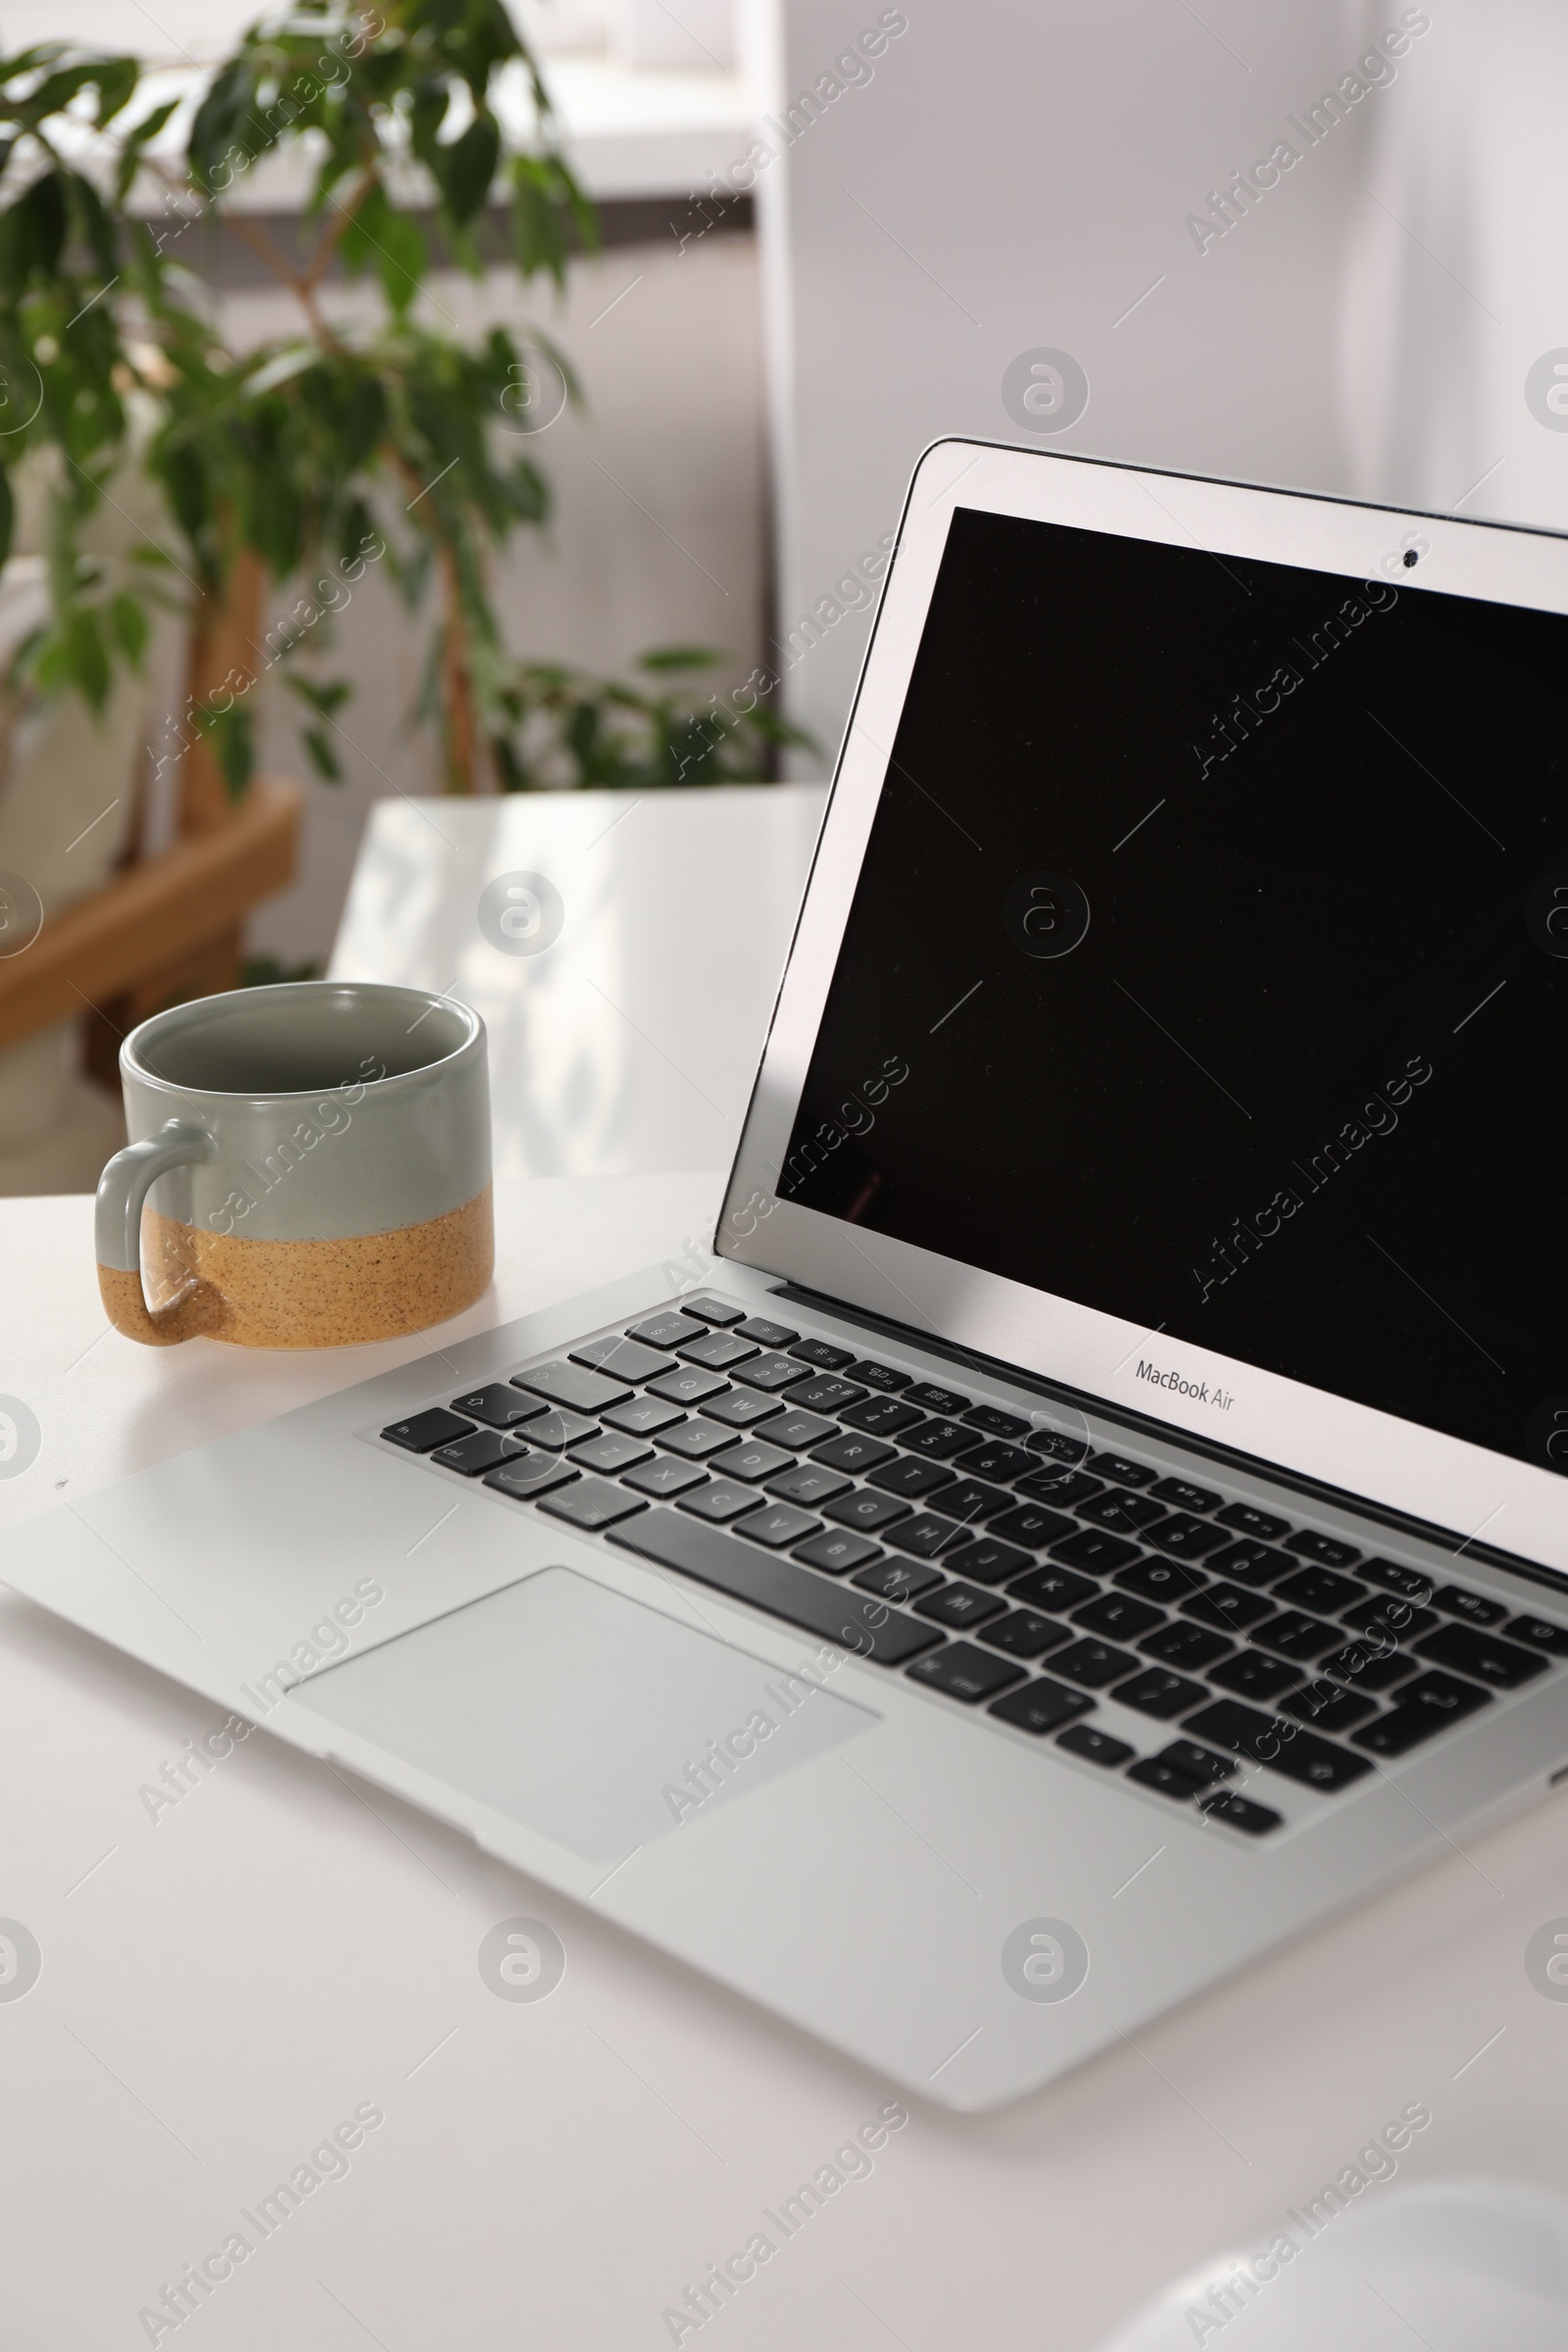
[98,1186,494,1348]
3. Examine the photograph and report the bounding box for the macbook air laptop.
[10,440,1568,2111]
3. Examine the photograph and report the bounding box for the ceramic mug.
[94,981,493,1348]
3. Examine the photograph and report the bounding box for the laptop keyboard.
[377,1296,1568,1838]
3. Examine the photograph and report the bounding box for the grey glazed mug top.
[113,981,490,1250]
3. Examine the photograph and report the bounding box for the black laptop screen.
[779,502,1568,1474]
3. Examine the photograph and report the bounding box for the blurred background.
[0,0,1561,1194]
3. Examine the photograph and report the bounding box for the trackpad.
[292,1566,877,1863]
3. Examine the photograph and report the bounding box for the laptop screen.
[778,504,1568,1475]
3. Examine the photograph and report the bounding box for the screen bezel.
[717,440,1568,1574]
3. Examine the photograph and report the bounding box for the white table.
[4,1180,1566,2350]
[328,786,827,1179]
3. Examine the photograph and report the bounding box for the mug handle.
[95,1119,222,1346]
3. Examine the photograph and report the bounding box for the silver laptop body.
[9,441,1568,2110]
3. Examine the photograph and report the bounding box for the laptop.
[10,439,1568,2112]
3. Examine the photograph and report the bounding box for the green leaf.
[302,725,342,780]
[639,646,719,673]
[0,465,13,571]
[109,590,148,662]
[438,115,499,226]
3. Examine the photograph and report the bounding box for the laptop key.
[1412,1623,1547,1690]
[621,1455,708,1498]
[1357,1559,1436,1601]
[1007,1563,1100,1613]
[904,1382,970,1413]
[1015,1469,1104,1510]
[1145,1514,1229,1560]
[627,1309,705,1348]
[1073,1592,1163,1641]
[1049,1639,1140,1690]
[1431,1585,1509,1629]
[942,1536,1035,1587]
[1128,1756,1209,1802]
[853,1555,943,1601]
[1343,1595,1439,1644]
[978,1609,1073,1659]
[1088,1452,1156,1488]
[840,1396,924,1438]
[1507,1615,1568,1656]
[903,1418,976,1459]
[1206,1650,1301,1701]
[1027,1430,1093,1469]
[1318,1638,1418,1692]
[1214,1500,1291,1542]
[679,1481,760,1523]
[1285,1530,1362,1568]
[989,1678,1095,1734]
[1351,1671,1493,1754]
[658,1416,735,1459]
[382,1407,474,1453]
[450,1384,546,1431]
[607,1509,944,1661]
[519,1409,599,1451]
[1139,1621,1232,1670]
[568,1432,654,1474]
[794,1529,882,1575]
[1207,1539,1298,1589]
[914,1582,1009,1632]
[736,1316,799,1348]
[1056,1723,1132,1767]
[1155,1740,1235,1786]
[538,1478,647,1531]
[647,1364,729,1405]
[906,1642,1024,1702]
[734,1351,808,1392]
[962,1403,1032,1439]
[811,1431,896,1473]
[843,1358,912,1392]
[938,1478,1014,1526]
[765,1463,853,1507]
[1050,1526,1140,1573]
[759,1407,838,1450]
[603,1395,687,1437]
[734,1504,821,1550]
[703,1389,781,1429]
[432,1430,524,1477]
[678,1330,760,1371]
[953,1440,1036,1482]
[712,1440,795,1483]
[568,1336,667,1381]
[1279,1679,1377,1733]
[682,1296,745,1325]
[1077,1489,1166,1534]
[1182,1583,1276,1635]
[866,1456,956,1500]
[1149,1478,1223,1513]
[513,1360,632,1413]
[1253,1610,1341,1662]
[483,1450,578,1500]
[788,1337,856,1369]
[822,1489,910,1533]
[1182,1701,1373,1790]
[1198,1789,1283,1836]
[1115,1556,1207,1604]
[895,1513,966,1558]
[990,1501,1077,1549]
[787,1376,868,1413]
[1274,1566,1366,1615]
[1114,1668,1208,1719]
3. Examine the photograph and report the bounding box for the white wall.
[744,0,1543,770]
